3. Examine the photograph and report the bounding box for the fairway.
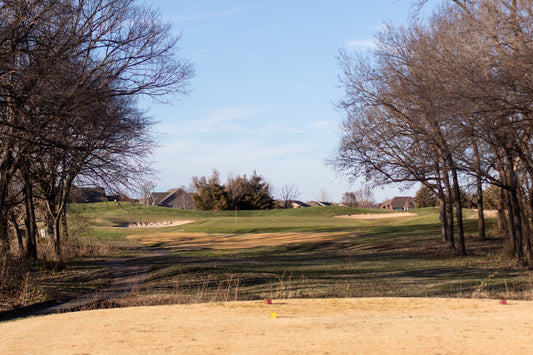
[3,204,531,354]
[2,298,532,354]
[127,231,347,249]
[59,204,528,302]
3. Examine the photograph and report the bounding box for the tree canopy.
[0,0,194,261]
[332,0,533,261]
[193,170,274,211]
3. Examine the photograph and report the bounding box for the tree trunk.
[474,145,486,241]
[23,194,38,261]
[435,170,448,243]
[53,216,62,261]
[518,187,533,265]
[0,161,15,251]
[439,197,448,243]
[8,212,24,254]
[0,210,9,255]
[61,208,69,242]
[22,164,38,261]
[497,186,507,235]
[442,166,455,249]
[451,164,466,256]
[505,185,524,262]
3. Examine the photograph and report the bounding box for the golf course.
[2,203,533,353]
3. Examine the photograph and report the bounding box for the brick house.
[378,196,415,211]
[148,188,194,209]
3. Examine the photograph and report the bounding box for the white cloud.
[152,127,338,200]
[156,106,268,137]
[204,106,264,125]
[345,39,376,50]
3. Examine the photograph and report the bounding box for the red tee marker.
[264,299,272,304]
[501,300,508,305]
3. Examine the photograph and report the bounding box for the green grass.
[69,202,398,222]
[70,202,432,238]
[60,203,532,305]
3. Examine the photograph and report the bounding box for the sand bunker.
[126,220,194,228]
[1,298,531,354]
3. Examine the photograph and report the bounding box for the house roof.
[151,192,170,206]
[276,200,310,208]
[379,196,414,209]
[306,201,331,207]
[69,186,108,203]
[391,197,413,208]
[151,188,193,207]
[159,189,190,206]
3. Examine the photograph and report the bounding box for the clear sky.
[141,0,435,203]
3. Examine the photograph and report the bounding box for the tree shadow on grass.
[113,218,519,300]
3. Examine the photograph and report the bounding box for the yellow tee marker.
[270,312,277,319]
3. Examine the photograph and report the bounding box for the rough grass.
[62,203,533,307]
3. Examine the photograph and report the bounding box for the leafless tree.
[318,188,330,203]
[341,192,357,207]
[354,188,375,208]
[278,185,300,209]
[0,0,194,261]
[334,0,533,261]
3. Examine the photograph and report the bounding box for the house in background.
[69,186,132,203]
[378,196,415,211]
[147,188,194,209]
[277,200,310,208]
[69,186,108,203]
[306,201,332,207]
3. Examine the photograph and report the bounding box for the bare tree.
[0,0,194,261]
[278,185,300,209]
[354,188,375,208]
[333,0,533,261]
[318,188,330,203]
[341,192,357,207]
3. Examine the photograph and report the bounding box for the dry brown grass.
[126,231,347,249]
[2,298,533,354]
[0,236,116,312]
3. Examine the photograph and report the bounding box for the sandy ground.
[126,220,194,228]
[2,297,533,354]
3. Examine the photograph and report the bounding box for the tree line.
[191,170,275,211]
[0,0,193,263]
[332,0,533,263]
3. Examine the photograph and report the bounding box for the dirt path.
[2,297,532,354]
[0,245,171,320]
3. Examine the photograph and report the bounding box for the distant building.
[306,201,332,207]
[378,197,415,211]
[69,186,132,203]
[69,186,108,204]
[277,200,311,208]
[146,188,194,209]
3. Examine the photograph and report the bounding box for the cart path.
[1,245,172,321]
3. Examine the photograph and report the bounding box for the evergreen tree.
[242,171,274,210]
[414,186,438,208]
[192,170,230,211]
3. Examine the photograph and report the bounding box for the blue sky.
[142,0,435,202]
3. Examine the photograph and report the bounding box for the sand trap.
[2,298,532,354]
[336,212,417,219]
[126,220,194,228]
